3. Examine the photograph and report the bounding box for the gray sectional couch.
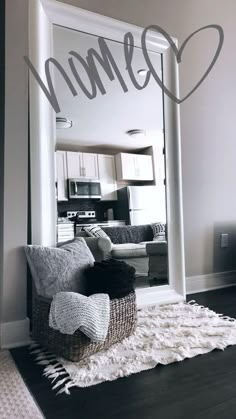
[78,224,168,280]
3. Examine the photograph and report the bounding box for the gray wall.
[59,0,236,277]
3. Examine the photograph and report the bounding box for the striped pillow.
[84,225,109,239]
[151,223,166,241]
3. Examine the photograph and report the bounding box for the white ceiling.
[53,25,164,151]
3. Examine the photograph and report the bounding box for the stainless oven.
[68,179,101,199]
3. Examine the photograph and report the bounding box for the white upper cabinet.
[134,155,154,180]
[98,154,117,201]
[67,151,99,180]
[82,153,99,179]
[66,151,83,178]
[115,153,154,181]
[55,151,68,201]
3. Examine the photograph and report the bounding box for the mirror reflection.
[54,25,168,288]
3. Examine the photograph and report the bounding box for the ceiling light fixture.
[56,117,72,129]
[127,129,146,140]
[137,69,148,76]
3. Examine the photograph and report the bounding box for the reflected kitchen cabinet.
[67,151,99,180]
[98,154,117,201]
[115,152,154,181]
[66,151,82,178]
[82,153,99,179]
[135,154,154,180]
[55,151,68,201]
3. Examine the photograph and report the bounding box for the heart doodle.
[142,24,224,104]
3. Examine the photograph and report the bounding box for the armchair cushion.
[111,243,147,259]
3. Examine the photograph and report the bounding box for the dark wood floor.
[11,287,236,419]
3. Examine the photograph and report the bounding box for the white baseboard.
[136,286,185,307]
[186,270,236,295]
[0,318,30,349]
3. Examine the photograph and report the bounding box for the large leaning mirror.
[28,0,185,306]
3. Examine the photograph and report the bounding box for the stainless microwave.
[68,179,101,199]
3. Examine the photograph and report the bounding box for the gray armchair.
[82,236,112,261]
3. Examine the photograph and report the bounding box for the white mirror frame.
[29,0,186,306]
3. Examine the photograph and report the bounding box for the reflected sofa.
[77,224,168,279]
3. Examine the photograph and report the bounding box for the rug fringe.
[29,342,40,350]
[187,301,236,323]
[219,315,236,322]
[43,361,76,395]
[52,377,70,390]
[29,342,75,395]
[56,381,76,395]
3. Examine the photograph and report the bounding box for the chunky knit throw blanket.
[85,259,136,299]
[49,292,110,342]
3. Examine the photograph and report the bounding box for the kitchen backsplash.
[57,199,118,221]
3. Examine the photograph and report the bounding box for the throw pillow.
[24,238,94,298]
[84,225,110,240]
[151,223,166,241]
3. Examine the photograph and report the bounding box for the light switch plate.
[220,233,229,248]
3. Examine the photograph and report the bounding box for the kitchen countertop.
[76,220,126,226]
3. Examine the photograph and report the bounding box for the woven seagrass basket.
[32,292,137,362]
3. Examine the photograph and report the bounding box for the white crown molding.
[186,270,236,295]
[41,0,171,52]
[0,318,30,349]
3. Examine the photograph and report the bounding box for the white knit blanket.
[49,292,110,342]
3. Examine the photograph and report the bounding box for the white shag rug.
[0,350,44,419]
[32,301,236,394]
